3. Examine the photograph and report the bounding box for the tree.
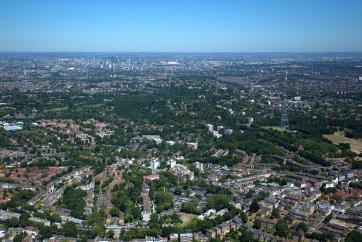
[323,213,333,223]
[19,212,31,227]
[275,219,291,238]
[110,207,120,217]
[63,221,78,237]
[181,200,199,214]
[240,211,248,223]
[253,219,261,229]
[271,207,280,219]
[240,228,254,242]
[86,210,105,225]
[149,213,160,226]
[155,191,173,211]
[148,213,161,237]
[206,194,230,210]
[62,186,86,219]
[249,199,260,213]
[107,229,115,238]
[39,224,58,239]
[124,208,134,223]
[91,223,106,238]
[209,238,222,242]
[131,205,141,220]
[13,232,26,242]
[174,186,182,195]
[308,231,334,242]
[3,218,19,228]
[47,212,61,223]
[346,230,362,242]
[297,222,308,232]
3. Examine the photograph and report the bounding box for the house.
[142,135,162,145]
[167,159,177,168]
[194,162,203,171]
[229,221,237,231]
[44,235,77,242]
[292,229,305,242]
[329,218,356,232]
[166,140,176,146]
[212,149,229,158]
[7,227,39,240]
[197,209,217,220]
[224,129,233,135]
[75,133,94,144]
[231,217,243,229]
[186,142,198,151]
[179,233,193,242]
[258,217,278,230]
[95,129,115,139]
[219,221,231,236]
[255,205,272,218]
[150,159,160,170]
[193,232,208,242]
[214,226,222,236]
[212,130,222,139]
[206,228,217,238]
[29,216,50,226]
[0,209,20,220]
[206,124,214,133]
[206,217,243,239]
[169,233,179,241]
[143,174,160,181]
[171,164,194,181]
[3,122,23,131]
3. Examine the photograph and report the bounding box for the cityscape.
[0,1,362,242]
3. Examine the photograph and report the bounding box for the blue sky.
[0,0,362,52]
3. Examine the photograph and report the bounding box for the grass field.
[263,126,289,132]
[180,213,196,223]
[324,132,362,153]
[44,107,68,113]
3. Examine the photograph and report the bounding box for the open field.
[262,126,289,132]
[180,213,196,223]
[324,132,362,153]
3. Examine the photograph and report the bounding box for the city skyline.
[1,0,362,52]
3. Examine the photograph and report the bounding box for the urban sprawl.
[0,53,361,242]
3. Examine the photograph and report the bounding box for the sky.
[0,0,362,52]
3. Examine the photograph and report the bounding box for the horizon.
[1,51,362,54]
[1,0,362,52]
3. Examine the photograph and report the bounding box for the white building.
[224,129,233,135]
[143,135,162,145]
[206,124,214,133]
[194,162,204,171]
[186,142,198,151]
[212,131,222,139]
[167,159,177,168]
[151,159,160,170]
[166,140,176,146]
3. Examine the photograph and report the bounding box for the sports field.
[324,132,362,153]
